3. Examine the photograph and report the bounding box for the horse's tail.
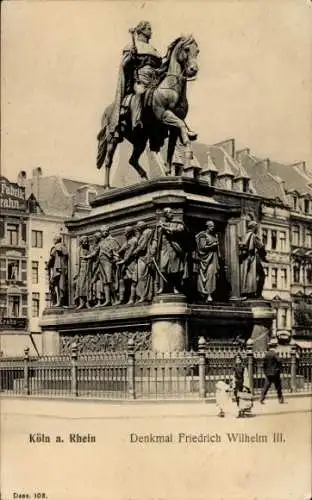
[96,103,114,169]
[96,127,107,169]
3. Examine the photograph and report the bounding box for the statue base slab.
[41,299,274,354]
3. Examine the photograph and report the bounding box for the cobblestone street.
[1,396,311,500]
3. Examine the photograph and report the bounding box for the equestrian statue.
[96,21,199,188]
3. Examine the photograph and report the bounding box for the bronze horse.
[97,36,199,188]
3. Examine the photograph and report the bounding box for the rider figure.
[121,21,162,131]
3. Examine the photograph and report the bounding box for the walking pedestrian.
[260,339,284,404]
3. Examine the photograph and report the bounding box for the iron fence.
[0,341,311,400]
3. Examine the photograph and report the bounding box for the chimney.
[214,138,235,159]
[17,170,27,187]
[31,167,43,200]
[291,161,312,179]
[235,148,250,164]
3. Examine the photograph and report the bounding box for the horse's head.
[175,36,199,79]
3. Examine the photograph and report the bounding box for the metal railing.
[0,339,311,400]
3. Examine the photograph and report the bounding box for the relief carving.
[60,330,151,354]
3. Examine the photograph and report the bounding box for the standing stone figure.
[152,207,188,294]
[134,221,154,303]
[47,234,69,307]
[239,221,267,299]
[195,220,220,302]
[87,228,121,307]
[73,236,91,309]
[116,226,138,305]
[85,232,102,307]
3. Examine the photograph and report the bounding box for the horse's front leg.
[162,110,189,146]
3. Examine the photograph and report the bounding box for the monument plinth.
[41,177,274,354]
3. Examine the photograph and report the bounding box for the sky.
[1,0,312,184]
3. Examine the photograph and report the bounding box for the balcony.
[0,317,28,330]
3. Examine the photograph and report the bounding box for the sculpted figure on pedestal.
[116,226,138,305]
[239,221,268,299]
[133,221,154,303]
[195,220,220,302]
[73,236,91,309]
[151,207,188,295]
[86,228,121,307]
[85,232,102,307]
[47,234,69,307]
[96,21,199,188]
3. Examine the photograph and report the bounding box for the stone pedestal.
[150,294,188,352]
[249,300,275,351]
[42,330,61,355]
[151,320,185,352]
[40,178,271,354]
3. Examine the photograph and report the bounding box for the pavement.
[1,396,311,500]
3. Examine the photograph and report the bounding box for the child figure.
[215,380,232,417]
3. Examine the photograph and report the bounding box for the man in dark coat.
[260,339,284,404]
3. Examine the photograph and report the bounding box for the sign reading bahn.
[0,177,26,211]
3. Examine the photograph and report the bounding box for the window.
[32,293,40,317]
[45,292,50,309]
[44,261,50,289]
[279,231,287,252]
[279,308,288,329]
[7,223,19,245]
[292,226,300,246]
[305,229,312,249]
[271,230,277,250]
[280,269,287,289]
[262,229,268,247]
[271,268,278,289]
[293,263,300,283]
[7,260,20,281]
[293,196,298,211]
[306,265,312,285]
[8,295,20,317]
[32,261,39,284]
[242,179,249,193]
[304,199,310,214]
[32,230,43,248]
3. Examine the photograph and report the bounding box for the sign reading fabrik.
[0,177,26,211]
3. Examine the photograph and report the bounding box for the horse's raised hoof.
[129,158,148,180]
[187,130,198,141]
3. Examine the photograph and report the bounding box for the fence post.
[290,341,297,393]
[71,343,78,397]
[127,338,136,399]
[23,347,30,395]
[198,336,207,399]
[246,339,254,395]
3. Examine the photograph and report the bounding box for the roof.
[61,178,106,196]
[268,161,312,196]
[25,176,105,218]
[238,155,286,201]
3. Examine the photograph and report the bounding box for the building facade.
[24,168,105,355]
[0,176,31,355]
[2,141,311,355]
